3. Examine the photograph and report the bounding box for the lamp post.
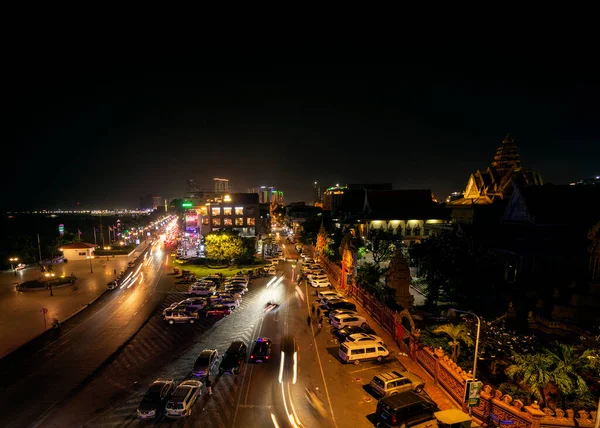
[449,308,481,416]
[87,255,95,273]
[9,257,19,276]
[45,272,56,296]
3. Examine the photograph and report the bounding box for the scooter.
[305,387,327,417]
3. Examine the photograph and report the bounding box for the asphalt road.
[26,239,408,427]
[0,240,170,428]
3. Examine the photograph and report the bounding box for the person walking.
[316,307,321,318]
[307,315,311,327]
[311,305,315,316]
[205,376,212,396]
[317,316,323,331]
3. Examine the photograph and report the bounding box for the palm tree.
[546,342,598,407]
[433,323,474,362]
[505,352,553,406]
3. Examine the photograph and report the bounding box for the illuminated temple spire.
[491,133,521,177]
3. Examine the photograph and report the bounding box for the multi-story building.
[198,193,259,238]
[247,186,284,205]
[313,181,322,205]
[214,178,230,193]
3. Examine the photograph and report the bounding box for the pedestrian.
[317,317,323,331]
[317,307,321,318]
[311,305,315,316]
[307,315,311,327]
[205,376,212,396]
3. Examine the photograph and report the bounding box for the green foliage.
[419,325,452,353]
[433,323,474,362]
[506,352,554,405]
[205,230,252,264]
[497,383,532,405]
[564,391,598,411]
[367,229,402,267]
[357,246,367,260]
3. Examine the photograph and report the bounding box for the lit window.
[235,207,243,215]
[212,207,221,216]
[235,218,244,226]
[212,218,221,226]
[223,207,232,216]
[247,217,255,226]
[200,207,208,216]
[202,218,208,225]
[224,218,232,226]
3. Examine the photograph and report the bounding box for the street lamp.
[45,272,56,296]
[87,255,95,273]
[449,308,481,416]
[9,257,19,276]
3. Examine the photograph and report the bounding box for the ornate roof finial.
[503,133,514,144]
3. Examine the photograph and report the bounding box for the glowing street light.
[45,272,56,296]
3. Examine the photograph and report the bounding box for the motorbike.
[305,387,327,417]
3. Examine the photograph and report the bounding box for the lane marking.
[350,366,382,374]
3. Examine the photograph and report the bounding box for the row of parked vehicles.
[301,258,334,288]
[311,289,445,427]
[136,338,273,419]
[163,275,249,323]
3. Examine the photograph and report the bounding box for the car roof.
[199,349,216,357]
[380,391,434,407]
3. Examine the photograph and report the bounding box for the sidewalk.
[311,260,459,412]
[0,242,151,358]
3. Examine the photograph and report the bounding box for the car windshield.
[195,357,209,367]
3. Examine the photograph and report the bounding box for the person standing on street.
[307,315,311,327]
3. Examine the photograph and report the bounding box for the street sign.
[465,380,483,407]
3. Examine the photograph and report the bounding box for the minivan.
[338,340,389,365]
[375,391,439,427]
[331,313,368,329]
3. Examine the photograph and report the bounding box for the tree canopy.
[205,230,255,264]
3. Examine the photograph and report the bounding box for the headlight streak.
[293,351,298,384]
[279,351,285,383]
[287,381,303,427]
[266,276,278,289]
[134,264,142,275]
[270,413,280,428]
[280,382,299,428]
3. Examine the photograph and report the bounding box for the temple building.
[449,134,543,224]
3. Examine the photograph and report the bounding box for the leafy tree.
[367,229,401,267]
[205,231,243,264]
[356,262,384,288]
[316,223,329,260]
[505,351,554,406]
[238,237,257,264]
[433,323,474,363]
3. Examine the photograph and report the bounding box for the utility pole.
[37,234,43,265]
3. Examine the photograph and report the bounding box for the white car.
[309,274,328,283]
[345,333,385,345]
[165,380,202,418]
[266,267,276,276]
[317,290,339,300]
[311,278,332,288]
[331,314,369,329]
[189,285,216,296]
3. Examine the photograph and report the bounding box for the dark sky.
[5,60,599,210]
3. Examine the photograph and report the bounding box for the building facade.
[214,177,230,193]
[59,243,98,260]
[247,186,284,205]
[197,193,259,238]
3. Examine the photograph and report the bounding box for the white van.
[338,340,389,365]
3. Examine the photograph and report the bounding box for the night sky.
[5,60,599,210]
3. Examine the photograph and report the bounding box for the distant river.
[1,213,153,268]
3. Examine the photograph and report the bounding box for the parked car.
[328,309,359,321]
[331,313,368,329]
[310,278,332,288]
[370,370,425,397]
[136,378,175,419]
[189,284,216,296]
[346,332,385,346]
[219,299,240,310]
[205,304,231,316]
[165,380,202,418]
[317,290,340,300]
[192,349,219,377]
[219,341,247,375]
[163,310,199,324]
[333,325,376,342]
[375,391,439,427]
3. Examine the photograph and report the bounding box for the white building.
[59,243,98,260]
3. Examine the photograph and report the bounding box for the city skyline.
[5,62,598,210]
